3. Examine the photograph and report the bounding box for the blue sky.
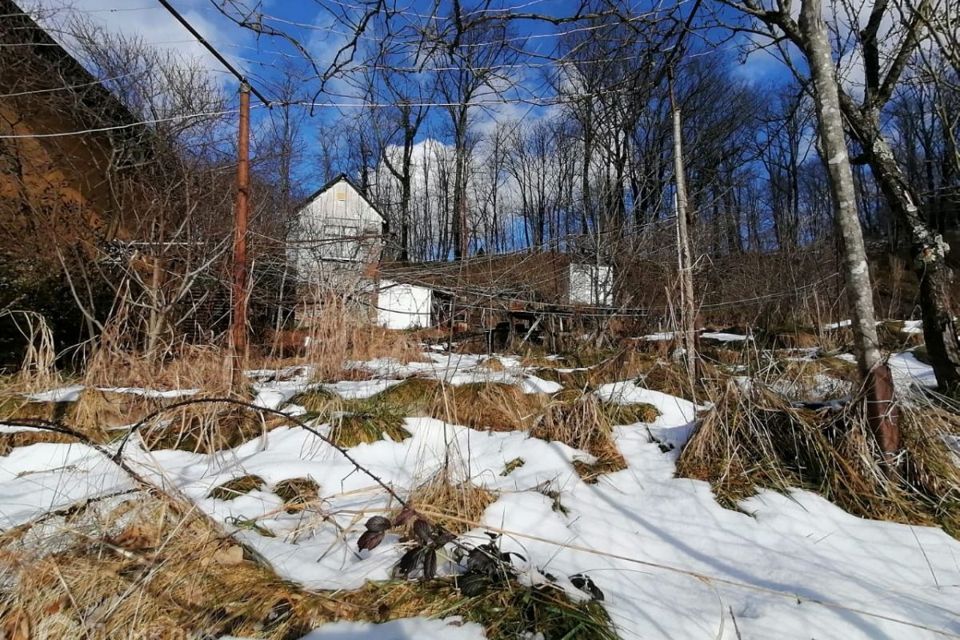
[25,0,787,193]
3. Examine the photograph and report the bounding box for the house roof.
[298,173,386,223]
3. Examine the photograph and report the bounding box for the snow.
[321,380,403,399]
[97,387,199,399]
[22,384,85,403]
[641,332,675,342]
[642,330,752,343]
[823,319,852,330]
[4,368,960,639]
[349,352,561,395]
[223,617,485,640]
[701,331,752,343]
[889,351,938,389]
[901,320,924,335]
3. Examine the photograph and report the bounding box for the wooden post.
[669,68,698,394]
[231,81,251,390]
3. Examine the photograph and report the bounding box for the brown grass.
[375,377,444,416]
[430,383,546,431]
[139,404,274,453]
[0,487,615,640]
[0,494,351,640]
[293,294,425,382]
[403,474,497,535]
[208,475,265,501]
[533,391,628,483]
[274,477,321,513]
[677,380,960,536]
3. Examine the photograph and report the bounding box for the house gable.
[289,175,385,284]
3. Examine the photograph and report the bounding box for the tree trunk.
[842,105,960,391]
[669,71,698,393]
[800,0,899,463]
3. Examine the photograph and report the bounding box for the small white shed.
[569,263,613,306]
[377,279,432,329]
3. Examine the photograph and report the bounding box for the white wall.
[289,178,384,283]
[377,280,432,329]
[569,264,613,306]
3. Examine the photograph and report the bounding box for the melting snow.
[4,370,960,639]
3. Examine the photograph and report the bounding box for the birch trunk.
[799,0,899,461]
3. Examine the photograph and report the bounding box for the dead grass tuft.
[140,404,271,453]
[431,383,546,431]
[208,475,265,501]
[323,400,411,448]
[274,477,321,513]
[404,474,497,535]
[533,391,626,483]
[0,494,353,640]
[677,380,960,535]
[375,377,444,416]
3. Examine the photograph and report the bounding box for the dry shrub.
[298,294,423,381]
[0,493,350,639]
[431,383,546,431]
[677,380,960,535]
[140,404,272,453]
[403,474,497,535]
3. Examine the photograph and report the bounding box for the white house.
[288,174,386,293]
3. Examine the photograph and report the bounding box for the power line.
[0,107,247,139]
[154,0,270,106]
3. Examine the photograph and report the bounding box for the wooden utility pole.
[799,0,898,468]
[669,68,698,393]
[230,81,251,390]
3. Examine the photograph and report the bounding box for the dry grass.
[274,477,322,513]
[294,294,425,382]
[403,473,497,535]
[327,578,617,640]
[0,493,351,640]
[677,380,960,536]
[139,404,274,454]
[82,304,234,396]
[533,391,631,483]
[1,310,60,393]
[296,389,415,448]
[375,377,444,416]
[0,487,615,640]
[208,475,266,501]
[430,383,546,432]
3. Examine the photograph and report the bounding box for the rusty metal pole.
[230,81,251,390]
